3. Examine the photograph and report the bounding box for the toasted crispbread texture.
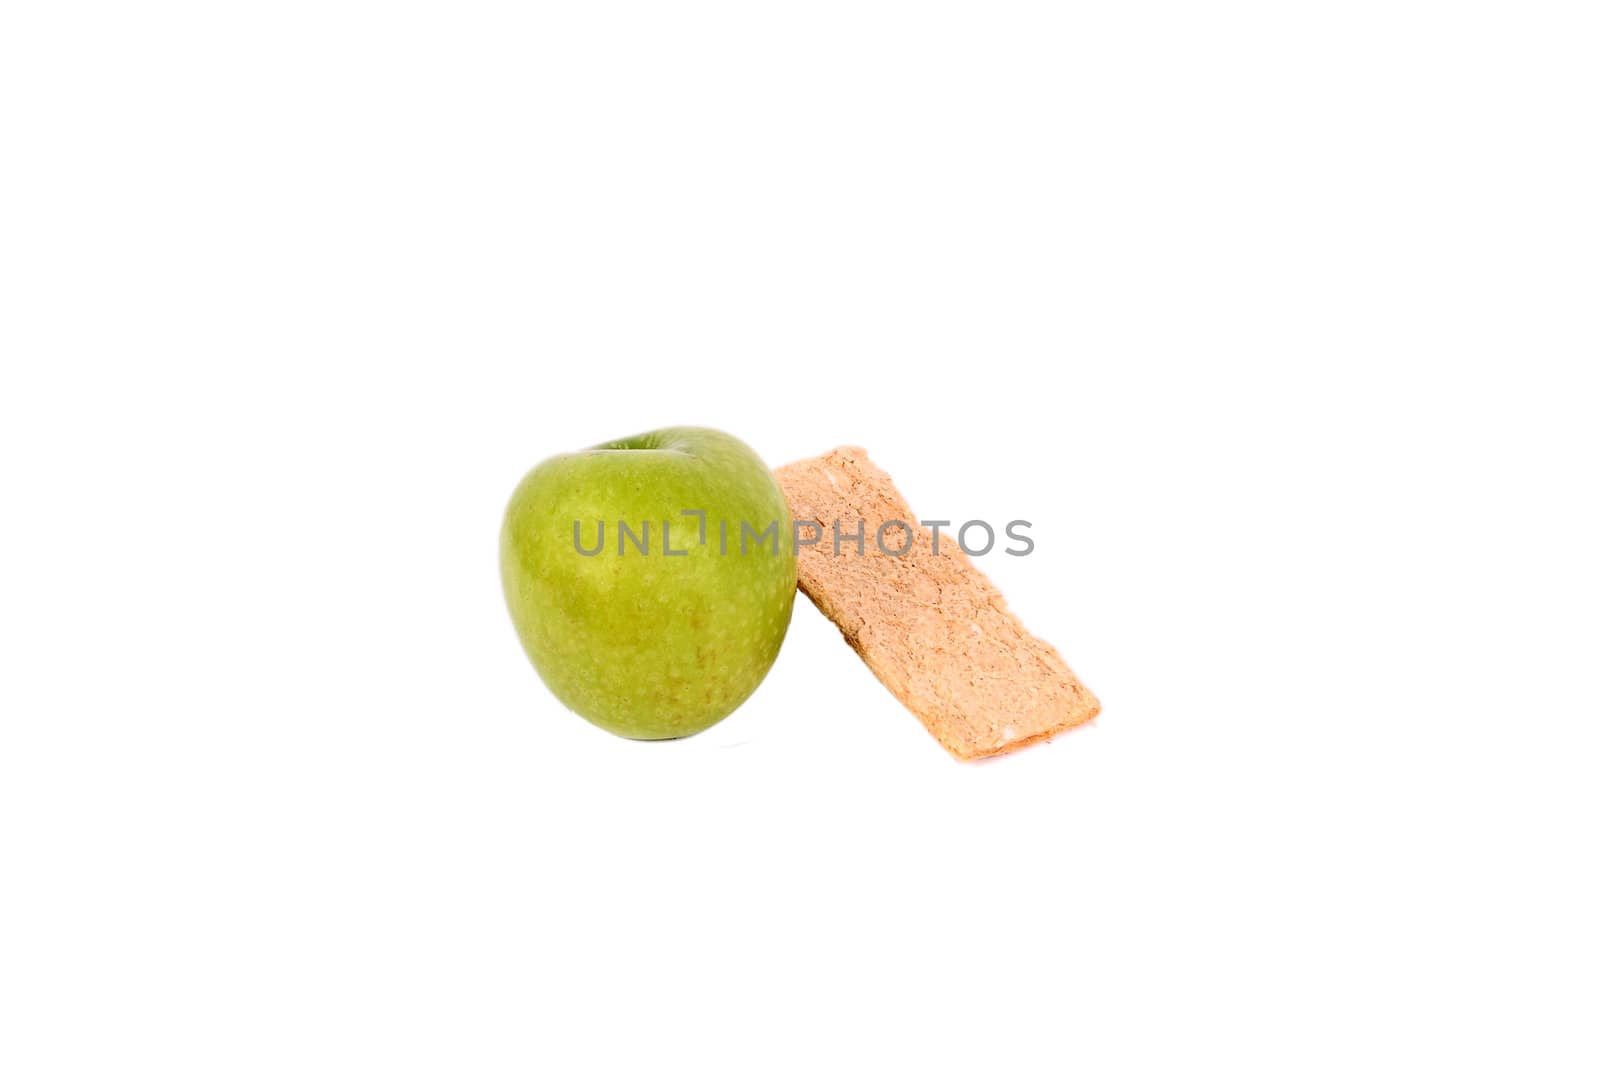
[775,447,1100,760]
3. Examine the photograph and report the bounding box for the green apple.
[500,427,796,740]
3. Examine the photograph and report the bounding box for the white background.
[3,2,1597,1063]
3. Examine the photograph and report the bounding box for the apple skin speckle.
[500,427,796,740]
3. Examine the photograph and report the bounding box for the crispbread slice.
[775,447,1099,759]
